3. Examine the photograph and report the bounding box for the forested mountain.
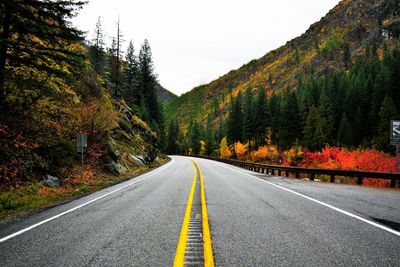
[165,0,400,155]
[0,1,165,187]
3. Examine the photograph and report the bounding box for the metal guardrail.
[193,156,400,188]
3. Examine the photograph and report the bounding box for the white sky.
[72,0,341,95]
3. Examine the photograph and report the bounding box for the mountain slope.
[165,0,400,128]
[156,83,177,104]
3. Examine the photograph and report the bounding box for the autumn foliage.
[219,137,232,159]
[233,141,248,160]
[250,145,279,163]
[221,141,397,187]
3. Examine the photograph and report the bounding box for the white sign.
[391,120,400,145]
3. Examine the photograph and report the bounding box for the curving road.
[0,156,399,266]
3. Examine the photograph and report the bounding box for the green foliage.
[0,0,86,103]
[0,1,163,189]
[337,113,353,146]
[375,95,398,151]
[166,119,180,155]
[227,92,243,145]
[242,87,255,144]
[320,31,344,59]
[254,88,269,146]
[188,120,202,155]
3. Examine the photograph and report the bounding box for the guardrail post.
[278,169,281,176]
[296,172,300,179]
[285,171,289,177]
[390,178,396,188]
[310,174,315,181]
[357,176,363,185]
[330,175,335,183]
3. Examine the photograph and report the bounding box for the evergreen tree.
[189,120,201,155]
[318,85,335,142]
[269,94,282,147]
[107,38,122,97]
[205,116,216,156]
[123,41,139,106]
[242,87,255,144]
[303,105,326,151]
[281,90,300,149]
[369,64,391,135]
[254,88,269,146]
[337,113,353,146]
[375,95,398,152]
[138,39,163,126]
[227,92,243,144]
[166,120,179,155]
[89,17,106,75]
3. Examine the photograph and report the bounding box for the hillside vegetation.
[0,1,167,195]
[165,0,400,153]
[165,0,400,130]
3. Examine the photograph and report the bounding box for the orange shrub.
[283,146,304,166]
[250,145,279,163]
[233,141,248,160]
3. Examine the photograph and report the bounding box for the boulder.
[110,161,128,174]
[42,175,60,188]
[130,155,146,166]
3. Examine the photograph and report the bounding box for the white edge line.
[0,158,175,243]
[219,161,400,237]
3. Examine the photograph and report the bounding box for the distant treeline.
[166,47,400,155]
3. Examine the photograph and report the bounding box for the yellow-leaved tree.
[219,137,231,159]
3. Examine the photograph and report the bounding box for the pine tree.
[370,64,391,135]
[337,113,353,146]
[166,120,179,155]
[189,120,201,155]
[227,92,243,144]
[107,38,122,97]
[205,116,216,156]
[123,41,139,106]
[89,17,106,75]
[303,105,326,151]
[269,94,282,147]
[242,87,255,144]
[375,95,398,152]
[281,90,300,150]
[138,39,162,126]
[318,85,335,142]
[254,88,269,146]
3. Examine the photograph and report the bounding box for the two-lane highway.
[0,156,399,266]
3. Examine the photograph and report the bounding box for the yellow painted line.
[173,161,197,267]
[193,160,215,267]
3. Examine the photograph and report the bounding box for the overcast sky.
[72,0,341,95]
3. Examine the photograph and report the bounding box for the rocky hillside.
[164,0,400,128]
[156,83,176,104]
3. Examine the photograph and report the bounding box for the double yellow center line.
[173,159,214,267]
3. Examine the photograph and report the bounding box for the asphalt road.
[0,156,399,266]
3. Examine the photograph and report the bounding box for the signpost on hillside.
[77,133,88,179]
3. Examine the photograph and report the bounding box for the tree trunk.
[0,2,12,103]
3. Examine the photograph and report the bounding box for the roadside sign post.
[77,133,88,179]
[390,120,400,187]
